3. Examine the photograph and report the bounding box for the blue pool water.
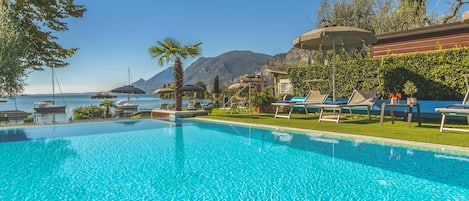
[1,119,468,200]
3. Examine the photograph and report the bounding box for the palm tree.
[99,100,114,118]
[148,38,202,111]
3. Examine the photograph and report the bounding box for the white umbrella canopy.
[153,88,173,94]
[293,25,377,101]
[228,83,255,90]
[0,98,7,103]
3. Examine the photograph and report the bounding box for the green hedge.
[288,48,469,100]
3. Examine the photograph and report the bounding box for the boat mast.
[127,68,130,102]
[128,68,131,85]
[52,67,55,104]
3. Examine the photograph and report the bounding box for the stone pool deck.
[194,118,469,154]
[151,109,209,120]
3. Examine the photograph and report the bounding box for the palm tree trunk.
[174,57,183,111]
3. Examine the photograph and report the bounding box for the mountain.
[262,48,310,71]
[132,67,174,93]
[184,50,272,88]
[133,51,272,93]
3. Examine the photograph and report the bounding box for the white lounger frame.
[435,74,469,132]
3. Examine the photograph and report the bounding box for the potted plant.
[250,90,276,113]
[403,80,418,104]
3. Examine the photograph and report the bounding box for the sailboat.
[34,67,66,113]
[111,69,145,115]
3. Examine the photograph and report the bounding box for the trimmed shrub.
[288,48,469,100]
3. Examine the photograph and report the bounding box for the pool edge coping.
[194,117,469,154]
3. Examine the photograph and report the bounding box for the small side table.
[380,103,421,128]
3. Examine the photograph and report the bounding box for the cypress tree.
[213,75,220,94]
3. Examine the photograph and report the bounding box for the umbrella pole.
[332,35,336,102]
[248,83,251,114]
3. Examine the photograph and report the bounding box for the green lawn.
[200,109,469,148]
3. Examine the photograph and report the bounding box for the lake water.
[0,93,191,124]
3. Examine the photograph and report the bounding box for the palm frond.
[148,46,164,58]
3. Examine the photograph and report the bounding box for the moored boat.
[33,67,66,113]
[115,100,138,110]
[34,101,66,113]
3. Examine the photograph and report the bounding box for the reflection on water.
[185,120,469,189]
[34,112,68,124]
[272,131,293,143]
[0,138,78,199]
[0,128,28,142]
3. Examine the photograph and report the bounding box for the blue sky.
[24,0,468,94]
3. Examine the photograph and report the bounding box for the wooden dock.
[0,110,32,121]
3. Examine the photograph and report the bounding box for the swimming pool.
[1,119,468,199]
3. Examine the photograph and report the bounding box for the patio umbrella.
[153,85,203,94]
[293,25,377,101]
[181,85,204,99]
[90,92,117,99]
[181,85,203,92]
[111,85,145,102]
[111,85,145,94]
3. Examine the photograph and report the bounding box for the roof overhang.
[375,22,469,44]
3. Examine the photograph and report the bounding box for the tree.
[0,1,26,96]
[371,0,431,34]
[316,0,375,30]
[5,0,86,70]
[99,100,114,118]
[316,0,440,35]
[148,38,202,111]
[439,0,469,24]
[213,75,220,94]
[310,0,435,66]
[195,81,207,99]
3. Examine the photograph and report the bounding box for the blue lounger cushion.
[446,104,469,109]
[324,101,348,105]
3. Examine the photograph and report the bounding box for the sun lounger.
[271,100,297,119]
[237,102,249,113]
[316,90,380,123]
[271,90,329,119]
[435,87,469,132]
[187,101,201,110]
[295,90,330,115]
[220,103,239,114]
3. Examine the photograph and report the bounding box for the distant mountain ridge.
[185,50,272,89]
[132,67,174,93]
[133,50,272,93]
